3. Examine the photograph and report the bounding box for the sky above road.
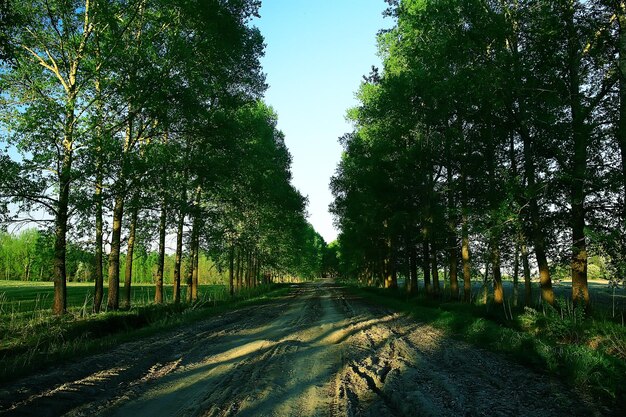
[254,0,392,243]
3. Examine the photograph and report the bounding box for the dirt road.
[0,283,608,416]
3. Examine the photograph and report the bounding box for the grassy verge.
[0,281,226,313]
[346,285,626,410]
[0,284,290,383]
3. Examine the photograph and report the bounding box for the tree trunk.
[431,242,440,296]
[566,4,589,308]
[155,203,167,304]
[617,2,626,296]
[93,98,104,313]
[461,174,472,302]
[521,132,554,305]
[229,245,235,296]
[173,209,184,304]
[508,3,554,306]
[93,169,103,312]
[235,247,242,290]
[408,245,418,295]
[53,141,72,315]
[492,245,504,305]
[521,240,532,306]
[513,243,520,308]
[122,204,138,309]
[107,194,124,310]
[446,136,459,299]
[191,217,199,302]
[384,253,398,289]
[422,239,431,295]
[185,252,193,303]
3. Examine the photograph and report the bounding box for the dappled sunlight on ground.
[0,283,605,417]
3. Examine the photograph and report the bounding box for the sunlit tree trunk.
[460,171,471,302]
[446,137,459,299]
[107,193,124,310]
[521,131,554,305]
[229,245,235,296]
[53,141,72,315]
[191,217,199,302]
[173,209,184,304]
[185,254,193,303]
[507,3,554,306]
[235,247,242,291]
[521,240,532,306]
[565,3,589,308]
[431,242,440,296]
[408,244,418,295]
[512,243,520,308]
[93,68,104,314]
[422,239,431,294]
[122,203,138,309]
[384,237,398,289]
[108,117,134,311]
[492,245,504,305]
[155,203,166,304]
[616,1,626,295]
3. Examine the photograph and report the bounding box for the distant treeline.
[0,229,233,284]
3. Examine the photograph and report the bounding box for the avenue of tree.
[331,0,626,308]
[0,0,326,315]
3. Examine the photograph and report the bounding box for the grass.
[0,281,290,383]
[0,280,223,313]
[346,285,626,412]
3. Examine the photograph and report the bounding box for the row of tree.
[0,229,259,284]
[0,0,325,315]
[331,0,626,308]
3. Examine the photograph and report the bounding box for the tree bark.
[235,247,242,290]
[513,243,520,308]
[521,132,554,305]
[521,240,532,306]
[191,217,199,302]
[422,239,431,295]
[408,244,418,295]
[173,209,184,304]
[53,144,72,315]
[229,245,235,296]
[155,203,167,304]
[446,136,459,299]
[617,2,626,299]
[431,242,440,296]
[107,194,124,310]
[93,71,104,313]
[122,204,138,309]
[566,3,589,308]
[185,252,193,303]
[461,172,471,302]
[492,245,504,305]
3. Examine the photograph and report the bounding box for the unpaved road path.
[0,283,611,416]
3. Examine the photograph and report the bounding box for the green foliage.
[0,0,324,315]
[330,0,626,311]
[0,283,289,382]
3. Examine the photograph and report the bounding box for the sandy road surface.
[0,283,610,417]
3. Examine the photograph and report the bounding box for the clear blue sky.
[254,0,392,243]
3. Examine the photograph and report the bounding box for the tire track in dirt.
[0,282,615,416]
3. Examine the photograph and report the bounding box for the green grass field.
[0,280,227,314]
[0,280,287,383]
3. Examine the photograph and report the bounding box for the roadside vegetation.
[348,285,626,409]
[0,0,326,317]
[0,281,291,383]
[327,0,626,411]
